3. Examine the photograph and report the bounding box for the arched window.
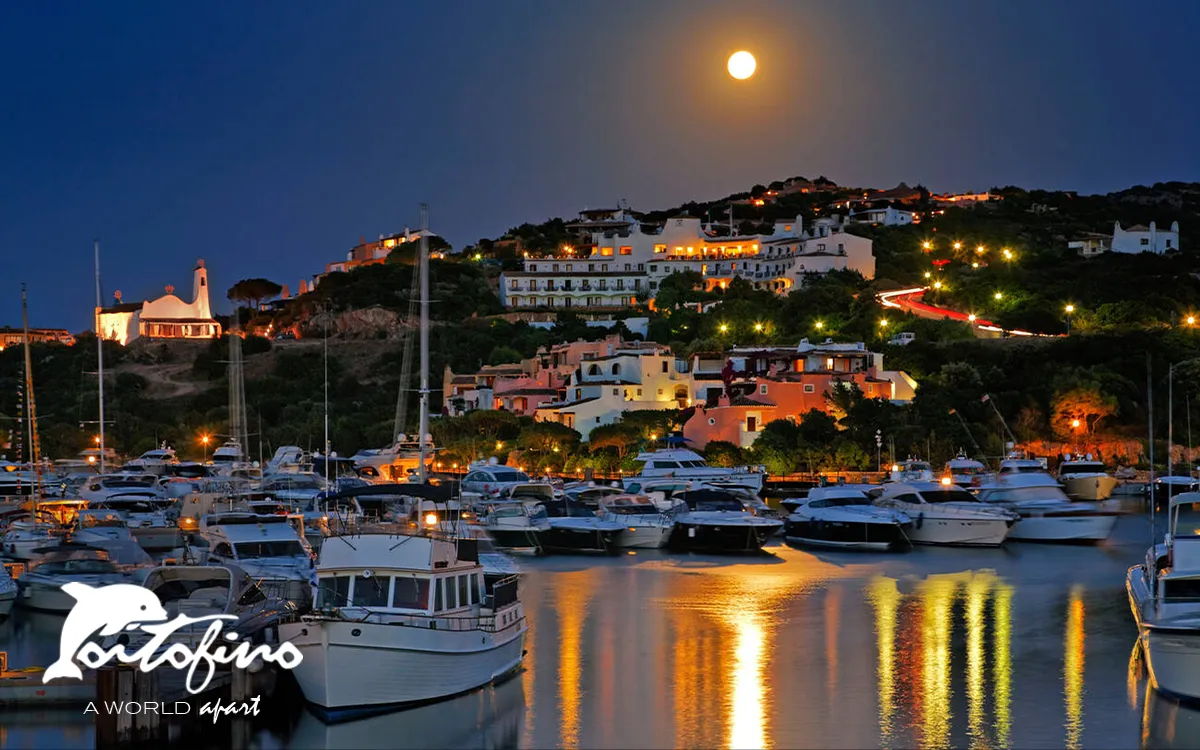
[587,364,600,376]
[611,363,621,376]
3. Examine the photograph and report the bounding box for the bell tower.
[193,259,211,319]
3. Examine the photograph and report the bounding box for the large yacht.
[17,543,140,612]
[974,471,1119,543]
[784,486,912,551]
[596,494,677,549]
[888,458,936,483]
[192,512,315,605]
[121,445,179,476]
[1058,457,1118,501]
[944,451,987,486]
[624,449,765,493]
[280,530,526,721]
[1127,491,1200,701]
[79,473,166,504]
[873,482,1018,546]
[668,487,782,553]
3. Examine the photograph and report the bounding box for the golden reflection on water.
[555,570,595,750]
[867,577,900,747]
[870,572,1013,750]
[1128,641,1144,710]
[918,576,956,750]
[993,581,1013,748]
[825,585,842,698]
[1064,586,1086,749]
[964,574,989,749]
[728,603,767,750]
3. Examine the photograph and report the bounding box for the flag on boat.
[980,394,991,403]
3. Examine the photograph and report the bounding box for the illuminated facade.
[96,259,221,345]
[1111,220,1179,255]
[0,328,75,350]
[499,209,875,310]
[321,228,437,277]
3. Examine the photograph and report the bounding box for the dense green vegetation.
[4,179,1198,471]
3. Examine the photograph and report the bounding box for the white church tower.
[193,258,212,319]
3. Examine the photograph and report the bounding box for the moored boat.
[975,472,1119,543]
[1058,457,1118,501]
[668,488,782,553]
[873,481,1018,547]
[784,487,911,551]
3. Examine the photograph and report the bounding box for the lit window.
[804,384,815,393]
[619,246,632,255]
[601,247,614,256]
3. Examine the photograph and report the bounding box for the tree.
[755,419,800,455]
[487,346,522,365]
[750,184,767,199]
[1051,386,1118,438]
[796,409,838,447]
[227,278,283,309]
[705,440,744,467]
[588,422,641,458]
[653,270,706,311]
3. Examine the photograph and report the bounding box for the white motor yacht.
[889,458,937,483]
[784,487,912,551]
[1127,491,1200,701]
[1,512,62,561]
[209,440,248,474]
[668,487,783,553]
[540,498,627,554]
[596,493,677,549]
[89,495,180,551]
[944,451,987,487]
[624,448,765,493]
[1058,457,1118,501]
[483,503,551,553]
[68,509,154,565]
[0,565,16,620]
[280,531,527,721]
[121,445,178,476]
[873,482,1018,547]
[17,543,140,612]
[192,512,315,605]
[265,446,315,475]
[79,473,166,504]
[974,472,1119,543]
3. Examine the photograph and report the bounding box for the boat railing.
[311,607,514,634]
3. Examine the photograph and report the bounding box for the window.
[599,279,607,290]
[318,576,350,608]
[566,264,573,271]
[601,247,614,256]
[747,416,758,432]
[759,384,768,395]
[638,264,645,271]
[804,384,816,393]
[613,388,619,396]
[443,577,458,609]
[589,263,595,271]
[1141,238,1150,246]
[575,388,582,399]
[457,575,469,608]
[661,361,668,373]
[470,574,480,605]
[620,246,632,255]
[389,577,429,609]
[649,281,657,290]
[588,364,600,375]
[708,417,716,425]
[595,416,601,423]
[509,280,518,290]
[1167,240,1173,248]
[654,244,667,253]
[634,279,642,289]
[352,574,391,607]
[818,243,826,251]
[612,363,621,375]
[657,389,663,396]
[212,543,233,558]
[637,388,642,397]
[624,263,631,271]
[650,265,657,272]
[616,279,624,290]
[530,264,537,272]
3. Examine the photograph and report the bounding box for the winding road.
[877,287,1057,338]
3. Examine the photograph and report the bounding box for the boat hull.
[485,527,546,553]
[905,516,1012,547]
[280,617,526,721]
[131,526,181,552]
[1142,626,1200,702]
[18,583,75,613]
[0,591,13,619]
[610,524,672,549]
[540,526,622,555]
[784,519,910,551]
[668,521,777,554]
[1008,513,1117,543]
[1063,475,1119,501]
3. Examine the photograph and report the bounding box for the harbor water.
[1,514,1192,749]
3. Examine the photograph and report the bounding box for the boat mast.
[1148,354,1156,553]
[94,239,106,473]
[323,306,330,486]
[1168,363,1174,479]
[20,284,42,503]
[417,203,430,484]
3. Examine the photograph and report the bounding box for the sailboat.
[1,285,60,559]
[281,205,526,720]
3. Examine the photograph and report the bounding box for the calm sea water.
[3,515,1196,749]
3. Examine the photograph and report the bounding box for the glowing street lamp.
[1002,248,1013,260]
[495,441,504,451]
[718,323,729,334]
[1064,304,1076,335]
[814,320,824,330]
[924,271,932,279]
[879,319,889,328]
[976,245,986,255]
[200,434,210,463]
[1071,419,1081,430]
[933,281,943,290]
[922,240,932,250]
[968,313,977,323]
[753,322,764,332]
[1188,315,1197,326]
[994,291,1003,300]
[953,241,963,251]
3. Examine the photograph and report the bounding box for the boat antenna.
[21,284,43,504]
[1169,362,1175,480]
[982,393,1019,448]
[94,239,106,473]
[417,204,430,484]
[949,408,985,462]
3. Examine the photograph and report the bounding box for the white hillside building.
[96,259,222,345]
[1111,220,1179,254]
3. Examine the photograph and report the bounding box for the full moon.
[727,50,756,80]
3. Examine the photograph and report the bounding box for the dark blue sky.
[3,1,1197,330]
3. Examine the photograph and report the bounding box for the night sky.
[3,1,1197,330]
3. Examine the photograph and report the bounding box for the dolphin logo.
[43,582,168,683]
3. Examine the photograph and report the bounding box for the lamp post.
[1065,304,1075,335]
[875,429,882,473]
[201,434,210,463]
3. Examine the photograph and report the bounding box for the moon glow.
[727,51,756,80]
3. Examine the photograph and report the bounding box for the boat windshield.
[917,489,979,503]
[266,477,325,491]
[33,558,117,575]
[683,492,745,512]
[234,540,307,559]
[489,469,530,483]
[606,503,659,515]
[546,502,596,518]
[989,486,1070,503]
[1063,463,1106,474]
[79,511,126,527]
[811,496,869,508]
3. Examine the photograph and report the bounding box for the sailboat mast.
[417,203,430,483]
[1148,354,1156,547]
[1169,363,1174,479]
[20,284,42,501]
[94,240,106,473]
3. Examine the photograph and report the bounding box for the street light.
[953,242,962,251]
[933,281,943,290]
[968,313,977,323]
[994,291,1003,300]
[924,271,932,279]
[976,245,986,254]
[1065,304,1075,335]
[1188,315,1197,326]
[922,241,932,250]
[814,320,824,330]
[718,323,729,334]
[1002,248,1013,260]
[201,434,210,463]
[753,322,764,332]
[875,430,883,473]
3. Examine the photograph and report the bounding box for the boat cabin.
[197,512,311,564]
[675,489,748,513]
[599,494,665,515]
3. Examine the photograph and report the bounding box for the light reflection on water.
[4,532,1177,749]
